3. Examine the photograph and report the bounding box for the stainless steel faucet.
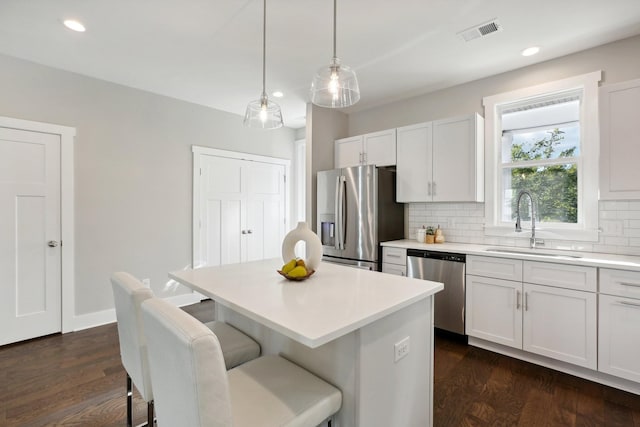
[515,190,537,248]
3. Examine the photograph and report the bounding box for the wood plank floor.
[1,300,639,426]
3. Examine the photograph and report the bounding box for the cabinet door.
[432,114,483,202]
[364,129,396,167]
[466,275,522,349]
[600,78,640,199]
[598,294,640,382]
[382,263,406,276]
[396,122,432,202]
[523,283,597,369]
[335,136,363,168]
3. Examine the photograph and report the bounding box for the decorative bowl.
[277,269,316,281]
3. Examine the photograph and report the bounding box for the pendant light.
[310,0,360,108]
[244,0,283,129]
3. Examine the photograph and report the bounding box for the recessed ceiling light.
[272,91,284,98]
[63,19,86,32]
[521,46,540,57]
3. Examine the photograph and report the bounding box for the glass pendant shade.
[243,0,283,129]
[310,0,360,108]
[310,57,360,108]
[244,93,283,129]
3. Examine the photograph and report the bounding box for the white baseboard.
[72,292,204,332]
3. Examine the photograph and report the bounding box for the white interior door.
[0,127,61,345]
[245,162,286,262]
[195,149,288,268]
[199,155,245,267]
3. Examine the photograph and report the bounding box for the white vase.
[281,221,323,270]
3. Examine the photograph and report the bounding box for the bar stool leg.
[126,374,133,427]
[147,401,154,426]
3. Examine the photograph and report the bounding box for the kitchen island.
[170,259,443,427]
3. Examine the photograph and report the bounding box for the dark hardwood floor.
[1,300,639,426]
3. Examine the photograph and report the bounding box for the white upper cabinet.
[600,78,640,199]
[432,114,484,202]
[335,129,396,169]
[396,113,484,202]
[396,122,432,202]
[334,136,363,168]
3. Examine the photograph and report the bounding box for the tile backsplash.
[407,200,640,256]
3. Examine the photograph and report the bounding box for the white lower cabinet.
[382,247,406,276]
[522,283,597,369]
[466,255,597,369]
[466,275,522,348]
[598,294,640,382]
[598,268,640,382]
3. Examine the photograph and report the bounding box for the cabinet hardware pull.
[433,182,436,196]
[428,182,432,196]
[618,300,640,308]
[619,281,640,288]
[387,254,401,258]
[241,230,247,234]
[524,292,529,311]
[516,290,521,310]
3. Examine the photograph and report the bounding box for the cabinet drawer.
[382,263,406,277]
[523,261,596,292]
[467,255,522,281]
[382,247,407,266]
[600,268,640,299]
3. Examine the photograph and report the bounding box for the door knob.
[247,229,253,234]
[48,240,59,247]
[241,230,247,234]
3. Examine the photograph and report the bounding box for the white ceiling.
[1,1,640,129]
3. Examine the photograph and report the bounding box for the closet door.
[245,161,286,262]
[195,150,287,268]
[199,155,244,267]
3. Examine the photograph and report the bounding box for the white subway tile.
[603,236,629,246]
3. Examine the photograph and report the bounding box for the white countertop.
[382,240,640,271]
[169,258,443,348]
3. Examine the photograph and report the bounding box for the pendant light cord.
[332,0,337,59]
[262,0,267,97]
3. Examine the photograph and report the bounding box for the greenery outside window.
[483,72,601,242]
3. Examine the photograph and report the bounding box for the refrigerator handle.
[334,176,342,250]
[336,175,346,250]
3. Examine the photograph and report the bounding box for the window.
[483,71,601,242]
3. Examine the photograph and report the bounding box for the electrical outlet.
[394,336,410,362]
[142,278,151,288]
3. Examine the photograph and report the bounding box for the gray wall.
[0,54,296,316]
[306,103,348,231]
[348,34,640,135]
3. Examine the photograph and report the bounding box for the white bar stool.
[141,297,342,427]
[111,272,260,426]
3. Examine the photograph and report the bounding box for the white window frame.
[483,71,601,242]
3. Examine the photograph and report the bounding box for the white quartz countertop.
[169,258,443,348]
[381,240,640,272]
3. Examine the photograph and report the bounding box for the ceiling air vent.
[458,19,502,42]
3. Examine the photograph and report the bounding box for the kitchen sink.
[485,247,583,259]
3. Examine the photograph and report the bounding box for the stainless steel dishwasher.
[406,249,466,335]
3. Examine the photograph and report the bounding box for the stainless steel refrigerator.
[317,165,404,270]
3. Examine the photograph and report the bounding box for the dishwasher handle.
[406,249,466,263]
